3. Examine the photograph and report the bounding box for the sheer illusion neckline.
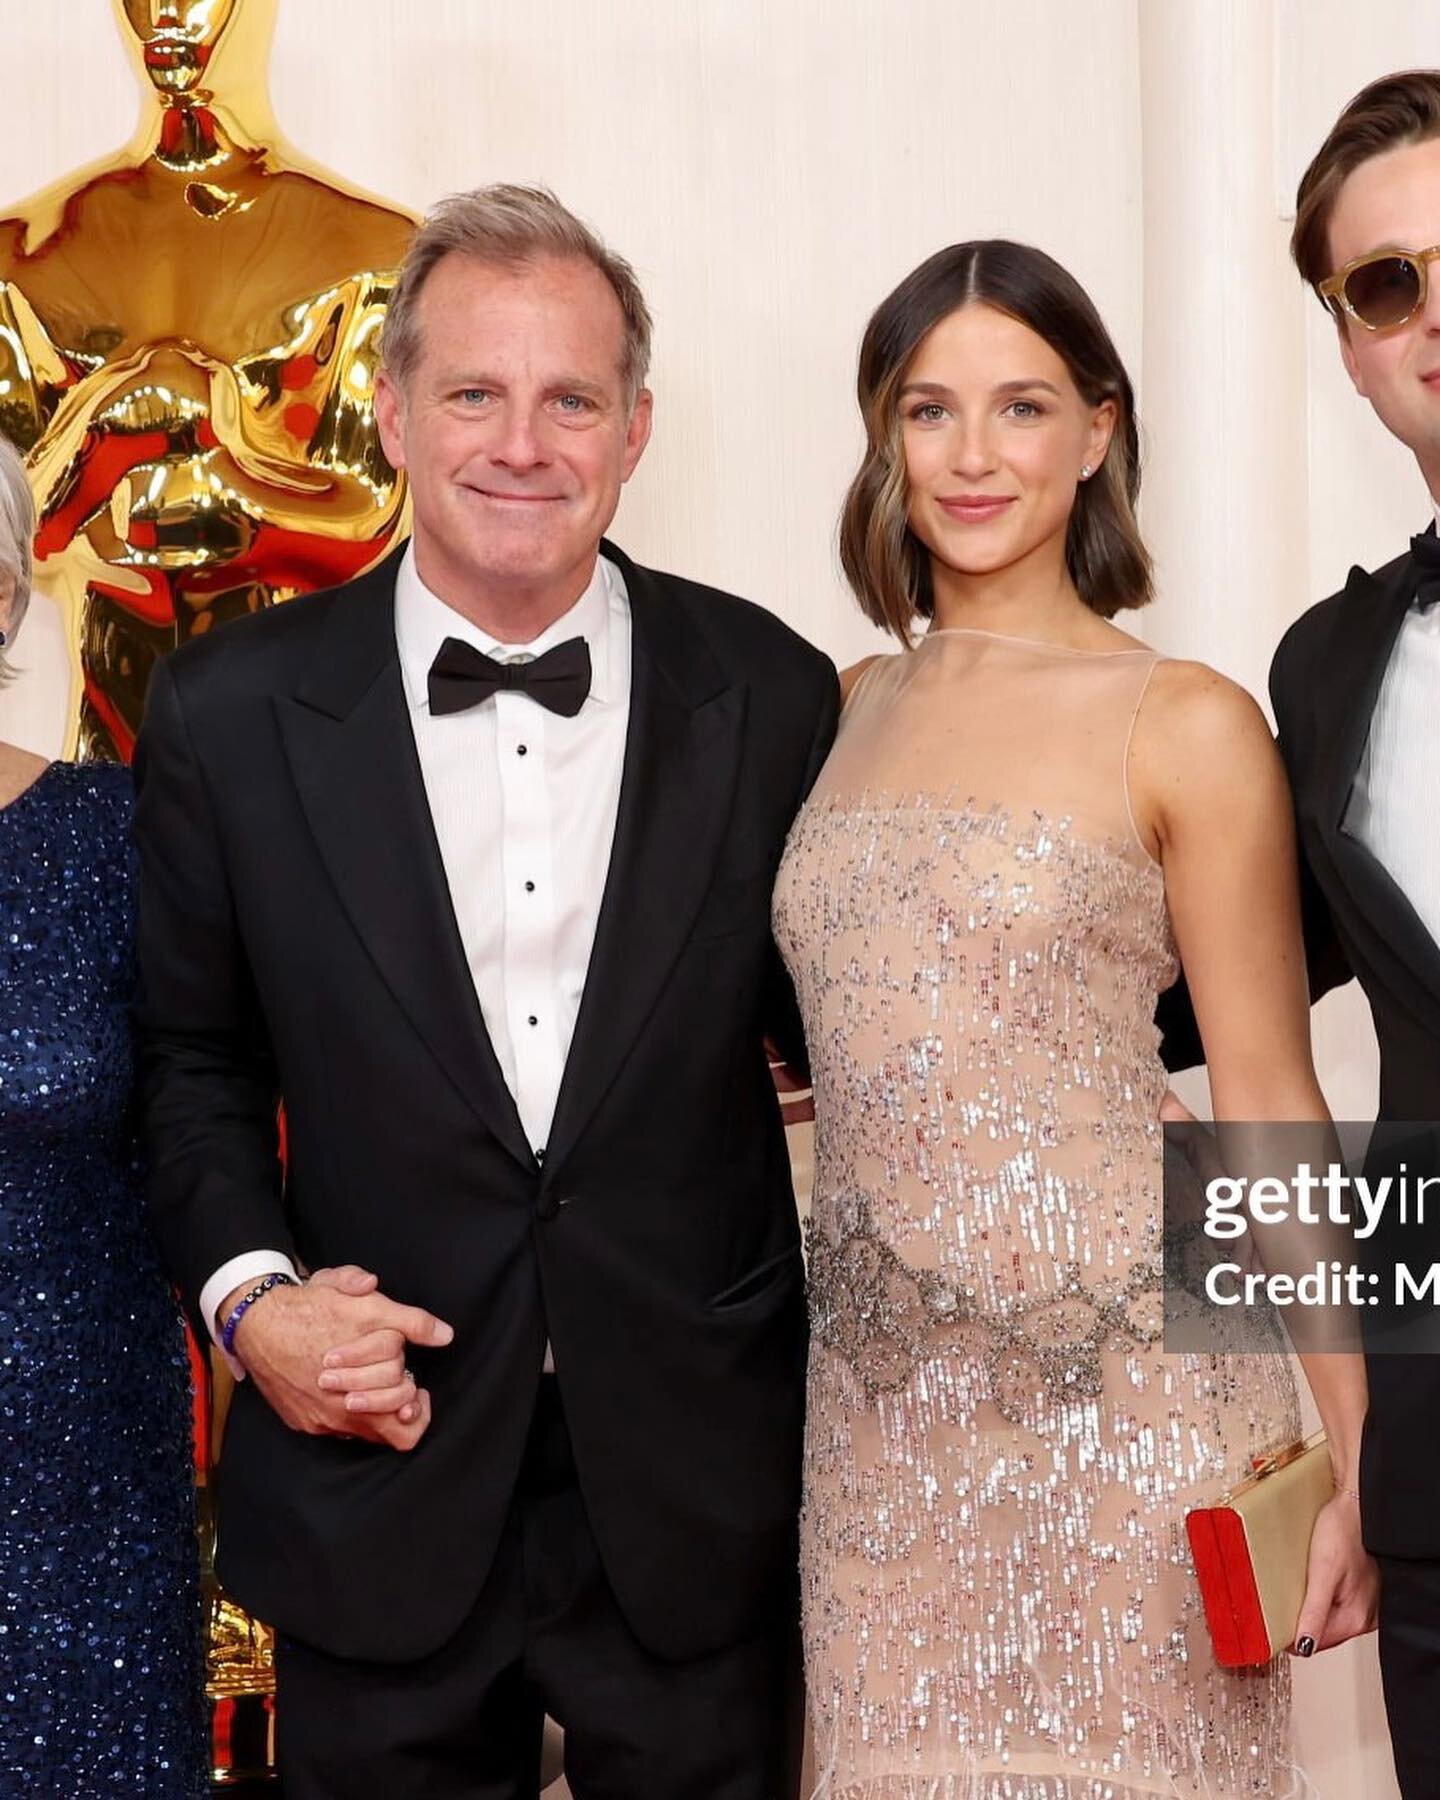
[923,626,1153,658]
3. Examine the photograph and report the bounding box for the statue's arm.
[218,268,406,532]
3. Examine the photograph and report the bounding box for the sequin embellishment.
[0,763,206,1795]
[806,1194,1164,1410]
[773,636,1309,1800]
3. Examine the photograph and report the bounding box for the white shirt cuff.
[201,1251,301,1379]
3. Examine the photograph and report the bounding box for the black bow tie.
[1409,530,1440,611]
[427,636,592,718]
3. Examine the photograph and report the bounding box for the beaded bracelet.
[220,1271,297,1358]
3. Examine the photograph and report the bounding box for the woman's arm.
[1133,661,1319,1120]
[1131,660,1377,1654]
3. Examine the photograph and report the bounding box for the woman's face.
[900,302,1114,588]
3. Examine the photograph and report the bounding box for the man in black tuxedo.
[1272,73,1440,1797]
[134,184,838,1799]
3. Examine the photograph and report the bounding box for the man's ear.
[1335,313,1369,399]
[374,367,408,471]
[621,387,653,482]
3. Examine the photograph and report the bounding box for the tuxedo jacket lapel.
[275,556,534,1171]
[542,545,747,1179]
[1321,555,1413,835]
[1315,552,1440,1022]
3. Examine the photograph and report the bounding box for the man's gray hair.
[0,433,33,684]
[381,184,653,403]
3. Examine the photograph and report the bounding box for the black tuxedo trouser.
[274,1379,802,1800]
[1377,1555,1440,1800]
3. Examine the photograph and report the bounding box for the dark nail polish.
[1295,1635,1315,1657]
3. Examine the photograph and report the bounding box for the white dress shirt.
[201,544,632,1360]
[1345,503,1440,955]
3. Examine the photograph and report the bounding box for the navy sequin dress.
[0,762,207,1796]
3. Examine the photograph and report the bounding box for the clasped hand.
[226,1264,453,1452]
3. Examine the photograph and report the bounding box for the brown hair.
[1293,71,1440,291]
[839,240,1150,641]
[382,184,653,402]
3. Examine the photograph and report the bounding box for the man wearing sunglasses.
[1276,69,1440,1795]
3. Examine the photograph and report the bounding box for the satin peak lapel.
[1321,550,1440,1018]
[542,551,746,1177]
[275,563,534,1170]
[1323,554,1414,835]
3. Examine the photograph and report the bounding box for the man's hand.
[221,1264,453,1452]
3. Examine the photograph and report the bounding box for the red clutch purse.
[1185,1433,1333,1666]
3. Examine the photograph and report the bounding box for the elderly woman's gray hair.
[0,432,33,682]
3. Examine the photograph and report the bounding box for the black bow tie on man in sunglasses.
[1408,526,1440,612]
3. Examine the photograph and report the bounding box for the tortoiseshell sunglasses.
[1318,244,1440,330]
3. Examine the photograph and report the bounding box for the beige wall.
[6,3,1440,1794]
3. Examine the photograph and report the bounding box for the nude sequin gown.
[773,632,1306,1800]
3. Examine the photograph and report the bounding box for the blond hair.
[382,184,652,402]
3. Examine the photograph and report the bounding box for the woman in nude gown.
[772,241,1377,1798]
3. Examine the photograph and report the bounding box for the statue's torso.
[0,152,416,757]
[0,159,414,362]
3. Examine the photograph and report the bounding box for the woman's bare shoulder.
[1142,657,1273,747]
[1132,658,1287,832]
[840,655,885,703]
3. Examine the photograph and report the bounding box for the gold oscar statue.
[0,2,416,1784]
[0,0,416,762]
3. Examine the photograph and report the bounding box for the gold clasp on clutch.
[1248,1428,1326,1480]
[1215,1430,1328,1505]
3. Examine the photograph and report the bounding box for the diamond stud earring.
[1080,464,1093,480]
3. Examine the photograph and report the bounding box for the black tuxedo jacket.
[133,540,840,1662]
[1155,548,1440,1112]
[1267,542,1440,1557]
[1269,544,1440,1119]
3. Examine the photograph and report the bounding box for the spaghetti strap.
[1122,654,1165,865]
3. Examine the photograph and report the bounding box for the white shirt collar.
[395,541,620,714]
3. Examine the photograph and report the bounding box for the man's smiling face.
[1330,135,1440,489]
[376,251,652,615]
